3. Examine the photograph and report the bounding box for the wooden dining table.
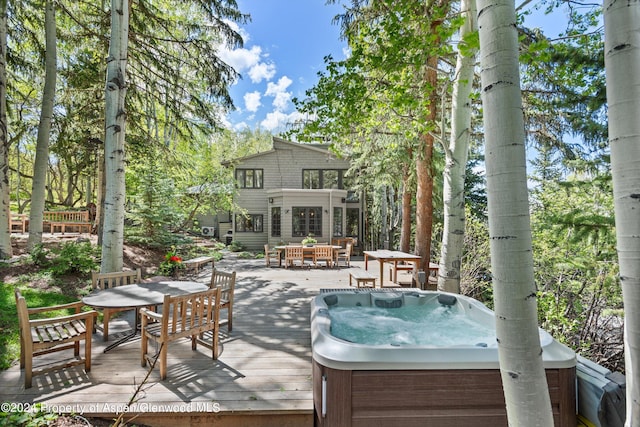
[363,250,428,287]
[82,280,208,352]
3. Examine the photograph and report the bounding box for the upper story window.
[236,169,263,189]
[302,169,346,189]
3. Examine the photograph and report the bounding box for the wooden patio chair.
[313,245,334,268]
[209,268,237,332]
[91,269,142,341]
[15,289,96,388]
[335,242,353,267]
[284,245,305,268]
[140,287,221,380]
[264,244,282,267]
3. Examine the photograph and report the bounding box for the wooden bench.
[183,256,216,273]
[44,211,92,234]
[15,289,97,388]
[140,287,222,380]
[389,262,416,283]
[10,213,28,233]
[349,270,377,288]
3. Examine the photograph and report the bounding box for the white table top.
[82,281,209,309]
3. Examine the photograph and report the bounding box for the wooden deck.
[1,254,379,426]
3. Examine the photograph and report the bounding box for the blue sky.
[220,0,347,132]
[220,1,573,133]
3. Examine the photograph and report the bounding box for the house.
[223,137,362,251]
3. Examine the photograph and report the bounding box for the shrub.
[48,241,99,276]
[228,240,245,252]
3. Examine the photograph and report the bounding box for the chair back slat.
[91,269,141,290]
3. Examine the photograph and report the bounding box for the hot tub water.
[329,305,496,347]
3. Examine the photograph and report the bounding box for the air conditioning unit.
[201,226,215,236]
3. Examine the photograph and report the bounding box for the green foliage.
[48,242,100,276]
[0,404,58,426]
[158,248,185,276]
[125,146,186,249]
[237,251,253,259]
[228,241,245,252]
[301,235,317,245]
[29,244,48,267]
[530,170,622,370]
[460,211,493,307]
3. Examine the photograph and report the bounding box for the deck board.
[0,255,376,426]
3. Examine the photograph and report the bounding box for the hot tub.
[311,289,577,427]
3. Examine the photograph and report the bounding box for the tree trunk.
[399,156,412,253]
[0,0,10,259]
[27,0,57,251]
[101,0,129,273]
[414,55,438,274]
[603,2,640,424]
[438,0,478,294]
[477,0,553,423]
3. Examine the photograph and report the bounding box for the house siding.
[230,138,356,250]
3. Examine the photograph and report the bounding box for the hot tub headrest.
[324,295,339,307]
[438,294,457,307]
[371,292,403,309]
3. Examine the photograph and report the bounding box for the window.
[236,169,263,189]
[292,207,322,237]
[323,170,339,189]
[346,208,359,238]
[333,207,343,237]
[235,214,263,232]
[303,170,321,189]
[271,207,281,237]
[302,169,347,189]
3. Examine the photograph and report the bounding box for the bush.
[228,240,245,252]
[48,241,99,276]
[29,244,49,267]
[237,251,254,259]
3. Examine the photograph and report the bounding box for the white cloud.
[247,61,276,83]
[265,76,293,111]
[218,44,275,84]
[244,91,262,113]
[219,45,261,73]
[260,110,305,132]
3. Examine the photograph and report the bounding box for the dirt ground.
[2,235,167,296]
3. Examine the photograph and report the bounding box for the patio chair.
[264,244,282,267]
[284,245,305,268]
[335,242,353,267]
[15,289,96,388]
[91,269,142,341]
[313,245,334,268]
[210,268,237,332]
[140,287,221,380]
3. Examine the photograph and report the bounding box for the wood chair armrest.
[27,300,86,315]
[140,308,163,321]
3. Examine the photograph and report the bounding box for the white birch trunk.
[101,0,129,272]
[0,0,10,259]
[603,2,640,424]
[438,0,478,294]
[27,0,56,251]
[477,0,553,423]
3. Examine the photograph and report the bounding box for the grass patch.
[0,282,81,370]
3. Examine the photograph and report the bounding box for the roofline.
[222,137,334,166]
